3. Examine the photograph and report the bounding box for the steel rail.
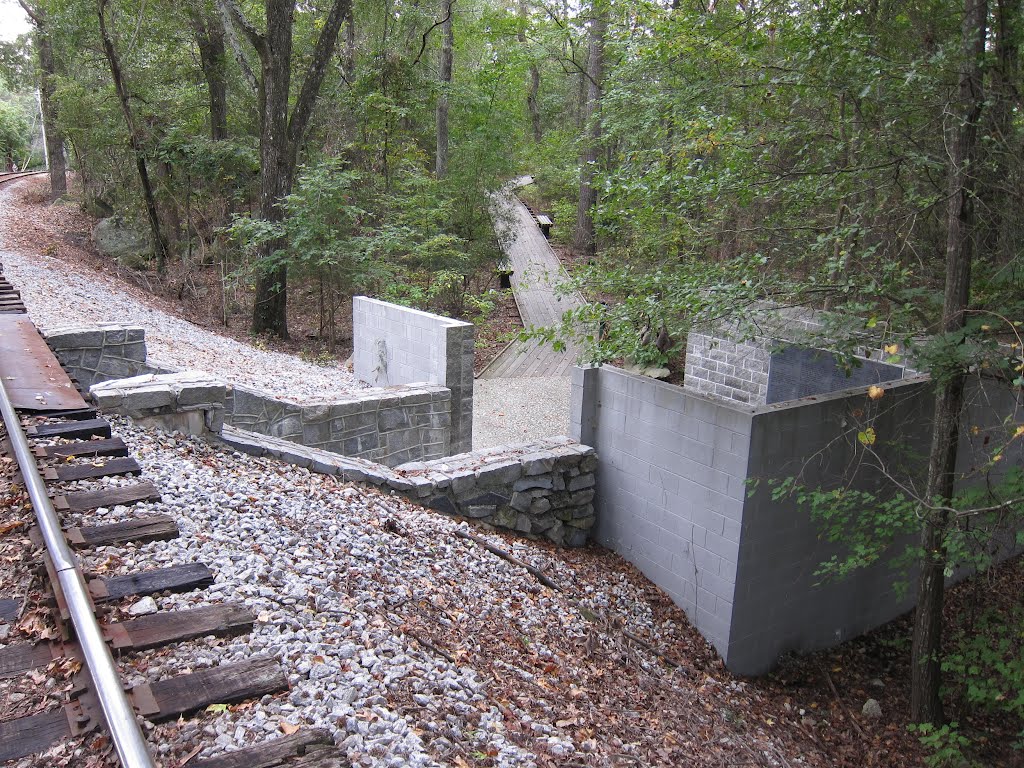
[0,380,157,768]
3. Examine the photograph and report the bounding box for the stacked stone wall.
[45,325,157,388]
[221,428,597,547]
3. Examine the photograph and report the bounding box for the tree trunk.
[435,0,453,179]
[96,0,170,271]
[910,0,987,725]
[517,0,542,143]
[573,9,605,258]
[223,0,351,337]
[191,9,229,141]
[35,21,67,199]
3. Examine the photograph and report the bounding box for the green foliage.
[907,722,977,768]
[0,99,31,164]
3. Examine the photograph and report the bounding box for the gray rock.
[93,216,152,268]
[861,698,882,719]
[128,596,158,616]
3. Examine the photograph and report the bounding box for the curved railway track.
[0,171,47,188]
[0,267,347,767]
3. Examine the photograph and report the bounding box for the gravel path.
[472,377,571,450]
[0,186,363,403]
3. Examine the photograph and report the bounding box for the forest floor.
[2,176,1022,767]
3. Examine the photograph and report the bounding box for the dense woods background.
[1,0,1023,762]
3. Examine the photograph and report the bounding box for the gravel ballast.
[15,416,750,768]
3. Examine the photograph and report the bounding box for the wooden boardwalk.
[479,189,585,379]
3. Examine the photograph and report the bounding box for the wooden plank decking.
[480,191,585,380]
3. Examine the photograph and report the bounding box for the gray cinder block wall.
[572,365,750,654]
[353,297,475,453]
[573,364,1024,674]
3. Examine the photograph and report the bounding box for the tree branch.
[217,0,266,60]
[288,0,351,145]
[411,0,456,67]
[215,0,259,92]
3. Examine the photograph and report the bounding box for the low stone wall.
[225,384,452,466]
[220,427,597,547]
[45,325,157,388]
[50,324,455,467]
[91,372,226,436]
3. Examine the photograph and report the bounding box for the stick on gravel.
[453,529,560,591]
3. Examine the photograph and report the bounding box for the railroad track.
[0,171,46,188]
[0,266,347,766]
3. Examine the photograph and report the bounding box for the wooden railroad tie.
[38,437,128,459]
[31,407,99,421]
[0,657,290,762]
[193,728,352,767]
[44,456,142,482]
[89,562,215,603]
[66,514,179,548]
[27,418,111,441]
[0,603,255,678]
[53,481,162,513]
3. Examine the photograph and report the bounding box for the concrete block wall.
[353,297,474,453]
[225,384,452,467]
[572,362,1024,675]
[572,364,752,654]
[221,427,598,546]
[684,332,770,405]
[45,325,156,388]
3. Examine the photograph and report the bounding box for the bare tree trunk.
[517,0,542,142]
[573,9,605,258]
[19,2,68,199]
[96,0,170,271]
[910,0,987,725]
[36,24,66,198]
[190,8,229,141]
[435,0,454,179]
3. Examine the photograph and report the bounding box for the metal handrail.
[0,380,157,768]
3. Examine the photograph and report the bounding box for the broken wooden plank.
[0,643,58,679]
[42,437,128,459]
[192,730,349,768]
[0,708,72,762]
[105,603,254,652]
[57,481,162,513]
[90,563,214,603]
[51,456,142,482]
[66,515,178,548]
[26,418,111,441]
[130,656,288,723]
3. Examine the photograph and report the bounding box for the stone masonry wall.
[225,384,452,467]
[45,325,157,388]
[91,372,226,436]
[353,297,474,454]
[220,427,597,547]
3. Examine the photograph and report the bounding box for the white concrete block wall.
[572,365,753,654]
[353,297,474,453]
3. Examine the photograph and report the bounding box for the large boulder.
[92,217,152,269]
